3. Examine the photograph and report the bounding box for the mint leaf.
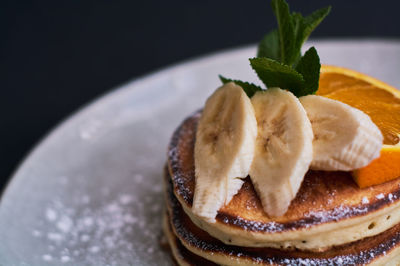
[219,75,263,98]
[300,6,331,47]
[263,2,330,68]
[249,57,304,92]
[290,7,331,59]
[271,0,296,65]
[224,0,331,98]
[257,30,280,61]
[295,47,321,97]
[290,12,304,64]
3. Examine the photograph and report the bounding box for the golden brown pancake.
[162,212,218,266]
[164,171,400,265]
[167,111,400,250]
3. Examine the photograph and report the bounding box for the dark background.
[1,0,399,191]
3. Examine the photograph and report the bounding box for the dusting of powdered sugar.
[362,196,370,204]
[389,193,394,202]
[168,111,201,206]
[217,204,371,233]
[376,193,385,200]
[31,181,166,265]
[303,204,369,225]
[35,194,136,264]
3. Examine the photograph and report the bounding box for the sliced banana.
[300,95,383,171]
[193,82,257,222]
[249,88,313,217]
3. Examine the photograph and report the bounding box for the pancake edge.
[165,173,400,265]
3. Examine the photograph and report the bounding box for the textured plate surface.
[1,40,400,266]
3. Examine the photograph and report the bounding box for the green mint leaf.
[219,75,263,98]
[291,12,302,33]
[257,30,280,61]
[271,0,296,65]
[226,0,331,98]
[290,12,304,65]
[249,57,304,93]
[302,6,331,40]
[294,7,331,54]
[295,47,321,96]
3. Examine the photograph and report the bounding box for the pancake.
[164,171,400,265]
[162,212,217,266]
[167,111,400,251]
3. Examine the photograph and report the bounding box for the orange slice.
[317,65,400,188]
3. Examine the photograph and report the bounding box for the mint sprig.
[249,57,304,91]
[295,47,321,96]
[219,0,330,98]
[219,75,263,98]
[271,0,296,65]
[257,30,280,61]
[293,6,331,55]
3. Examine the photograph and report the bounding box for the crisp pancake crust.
[167,111,400,250]
[164,173,400,265]
[163,213,217,266]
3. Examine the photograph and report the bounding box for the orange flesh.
[317,70,400,188]
[318,73,400,145]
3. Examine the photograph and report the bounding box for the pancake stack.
[163,111,400,265]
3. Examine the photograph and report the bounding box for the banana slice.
[300,95,383,171]
[249,88,313,217]
[193,82,257,222]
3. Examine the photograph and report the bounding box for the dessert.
[163,0,400,264]
[163,170,400,265]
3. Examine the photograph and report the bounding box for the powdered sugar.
[45,208,57,222]
[376,193,385,199]
[361,196,369,204]
[47,232,63,242]
[31,186,166,265]
[32,230,42,237]
[119,194,133,205]
[56,216,73,233]
[89,246,100,253]
[60,256,71,263]
[389,193,394,201]
[218,203,371,233]
[304,204,369,225]
[80,234,90,242]
[42,254,53,261]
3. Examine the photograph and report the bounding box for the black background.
[1,0,400,191]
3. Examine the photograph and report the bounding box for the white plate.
[1,40,400,266]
